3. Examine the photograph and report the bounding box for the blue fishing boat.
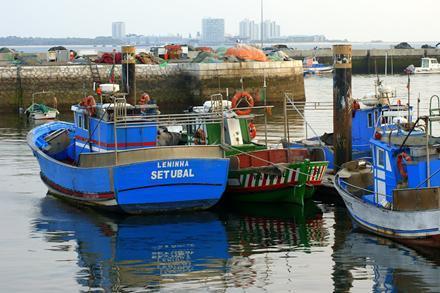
[283,81,409,187]
[334,107,440,246]
[27,89,229,214]
[303,57,333,76]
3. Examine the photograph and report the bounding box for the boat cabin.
[369,116,440,208]
[71,101,159,158]
[421,57,439,69]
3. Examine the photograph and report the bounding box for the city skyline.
[0,0,439,42]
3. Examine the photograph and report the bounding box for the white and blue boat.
[303,57,333,76]
[334,110,440,246]
[283,82,407,187]
[27,90,229,214]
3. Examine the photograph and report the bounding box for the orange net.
[225,44,267,62]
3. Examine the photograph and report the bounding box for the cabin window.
[377,148,385,168]
[78,114,83,129]
[83,116,89,130]
[374,111,379,125]
[367,113,373,128]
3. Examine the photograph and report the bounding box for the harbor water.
[0,75,439,292]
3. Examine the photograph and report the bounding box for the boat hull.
[26,110,58,120]
[34,152,228,214]
[335,176,440,241]
[226,185,314,205]
[28,123,229,214]
[226,161,326,205]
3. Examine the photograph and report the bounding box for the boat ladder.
[86,57,101,86]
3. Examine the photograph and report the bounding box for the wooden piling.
[333,45,353,171]
[122,45,136,105]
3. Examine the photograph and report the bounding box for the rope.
[221,143,320,177]
[415,166,440,188]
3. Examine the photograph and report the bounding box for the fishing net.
[225,44,267,62]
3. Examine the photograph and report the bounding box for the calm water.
[1,75,439,292]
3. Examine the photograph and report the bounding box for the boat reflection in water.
[223,201,329,289]
[31,194,329,291]
[32,195,230,292]
[226,201,326,249]
[333,231,440,292]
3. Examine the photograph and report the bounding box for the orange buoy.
[248,122,257,139]
[81,96,96,116]
[231,91,254,116]
[139,93,150,105]
[194,128,207,145]
[397,152,412,179]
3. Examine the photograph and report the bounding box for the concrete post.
[333,45,353,171]
[122,45,136,105]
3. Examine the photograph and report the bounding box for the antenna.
[260,0,263,48]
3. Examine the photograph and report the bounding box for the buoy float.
[194,128,207,145]
[139,93,150,105]
[231,91,254,116]
[248,122,257,139]
[81,96,96,116]
[397,152,412,179]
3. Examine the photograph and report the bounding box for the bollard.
[333,45,352,171]
[122,45,136,105]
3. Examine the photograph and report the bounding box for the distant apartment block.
[201,18,225,44]
[239,19,260,41]
[112,22,126,40]
[262,20,281,40]
[239,19,280,41]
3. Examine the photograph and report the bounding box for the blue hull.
[29,123,229,214]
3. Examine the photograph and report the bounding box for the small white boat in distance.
[25,91,59,121]
[414,57,440,74]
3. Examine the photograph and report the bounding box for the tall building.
[201,18,225,44]
[112,22,126,40]
[262,20,280,40]
[239,19,260,41]
[239,19,279,41]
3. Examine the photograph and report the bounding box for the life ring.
[81,95,96,116]
[231,91,254,116]
[248,122,257,139]
[194,128,206,145]
[139,93,150,105]
[397,152,412,179]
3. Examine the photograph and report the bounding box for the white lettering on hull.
[151,160,195,180]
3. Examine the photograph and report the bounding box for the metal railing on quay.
[287,101,333,111]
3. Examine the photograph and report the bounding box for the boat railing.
[283,92,325,145]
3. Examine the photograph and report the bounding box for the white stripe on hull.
[335,176,440,239]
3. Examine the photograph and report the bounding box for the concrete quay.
[286,48,440,74]
[0,61,304,113]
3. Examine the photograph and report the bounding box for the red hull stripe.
[75,136,156,148]
[41,174,115,200]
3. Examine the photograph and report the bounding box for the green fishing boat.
[191,94,328,205]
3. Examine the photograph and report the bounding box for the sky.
[0,0,439,42]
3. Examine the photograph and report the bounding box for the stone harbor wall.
[0,61,305,113]
[288,48,440,74]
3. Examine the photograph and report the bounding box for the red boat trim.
[41,173,115,200]
[75,135,156,148]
